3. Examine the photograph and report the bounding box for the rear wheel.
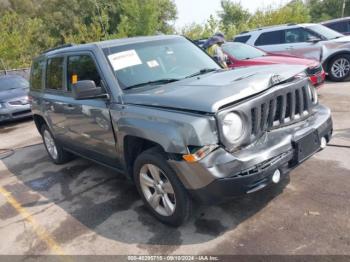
[41,124,72,164]
[328,54,350,81]
[133,148,191,226]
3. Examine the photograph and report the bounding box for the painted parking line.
[0,160,72,260]
[0,186,67,256]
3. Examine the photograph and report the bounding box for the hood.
[0,88,28,102]
[247,55,318,67]
[333,35,350,43]
[122,64,307,113]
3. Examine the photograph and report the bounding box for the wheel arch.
[123,135,174,179]
[33,114,47,134]
[323,51,350,72]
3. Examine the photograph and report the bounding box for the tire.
[41,124,73,164]
[328,54,350,82]
[133,147,191,226]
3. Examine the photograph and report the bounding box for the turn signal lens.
[182,145,218,163]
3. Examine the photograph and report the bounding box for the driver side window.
[67,55,102,91]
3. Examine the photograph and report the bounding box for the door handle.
[286,46,294,50]
[64,104,75,110]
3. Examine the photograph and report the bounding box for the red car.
[222,42,326,87]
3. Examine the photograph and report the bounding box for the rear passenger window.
[46,57,64,90]
[234,35,251,43]
[30,60,44,91]
[67,55,101,91]
[255,30,284,46]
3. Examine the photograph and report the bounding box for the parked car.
[0,75,31,122]
[234,23,350,81]
[222,42,325,87]
[321,17,350,35]
[30,35,332,226]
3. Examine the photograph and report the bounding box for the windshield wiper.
[124,78,180,90]
[185,68,218,79]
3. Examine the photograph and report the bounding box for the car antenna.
[0,59,7,75]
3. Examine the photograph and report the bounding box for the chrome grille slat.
[290,91,296,120]
[279,95,287,124]
[250,84,314,137]
[261,102,269,131]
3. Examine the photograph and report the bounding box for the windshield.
[222,42,266,60]
[0,76,29,91]
[307,24,344,40]
[103,37,220,90]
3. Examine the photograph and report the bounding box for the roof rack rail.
[42,43,75,54]
[287,23,296,26]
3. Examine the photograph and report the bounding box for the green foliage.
[0,11,53,69]
[307,0,350,22]
[249,0,311,28]
[0,0,177,68]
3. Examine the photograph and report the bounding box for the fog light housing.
[272,169,281,184]
[320,137,327,149]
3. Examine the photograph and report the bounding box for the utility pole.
[94,0,107,38]
[0,59,7,75]
[342,0,346,17]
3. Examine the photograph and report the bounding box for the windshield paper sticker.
[108,50,142,71]
[147,60,159,68]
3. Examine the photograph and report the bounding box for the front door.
[62,53,119,167]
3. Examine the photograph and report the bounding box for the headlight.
[222,113,245,143]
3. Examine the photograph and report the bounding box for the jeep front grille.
[250,84,315,137]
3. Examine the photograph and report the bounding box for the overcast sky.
[174,0,291,29]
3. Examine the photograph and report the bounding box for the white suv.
[234,23,350,81]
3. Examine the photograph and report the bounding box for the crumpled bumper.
[168,104,333,204]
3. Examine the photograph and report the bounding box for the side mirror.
[307,37,322,44]
[72,80,104,100]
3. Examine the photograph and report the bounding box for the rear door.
[254,27,322,61]
[62,52,119,166]
[43,56,67,138]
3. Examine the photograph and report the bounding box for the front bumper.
[169,104,332,204]
[0,104,32,122]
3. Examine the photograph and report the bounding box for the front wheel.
[328,55,350,81]
[133,148,191,226]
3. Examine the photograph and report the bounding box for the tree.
[307,0,350,22]
[0,12,52,68]
[249,0,311,28]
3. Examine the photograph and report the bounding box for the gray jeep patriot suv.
[30,35,333,226]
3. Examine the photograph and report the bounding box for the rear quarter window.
[46,57,64,90]
[233,35,251,43]
[30,60,44,91]
[255,30,284,46]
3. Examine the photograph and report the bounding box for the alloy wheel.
[139,164,176,216]
[331,58,350,79]
[43,130,58,160]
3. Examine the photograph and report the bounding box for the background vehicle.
[0,75,31,122]
[222,42,325,86]
[30,35,332,226]
[321,17,350,35]
[234,23,350,81]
